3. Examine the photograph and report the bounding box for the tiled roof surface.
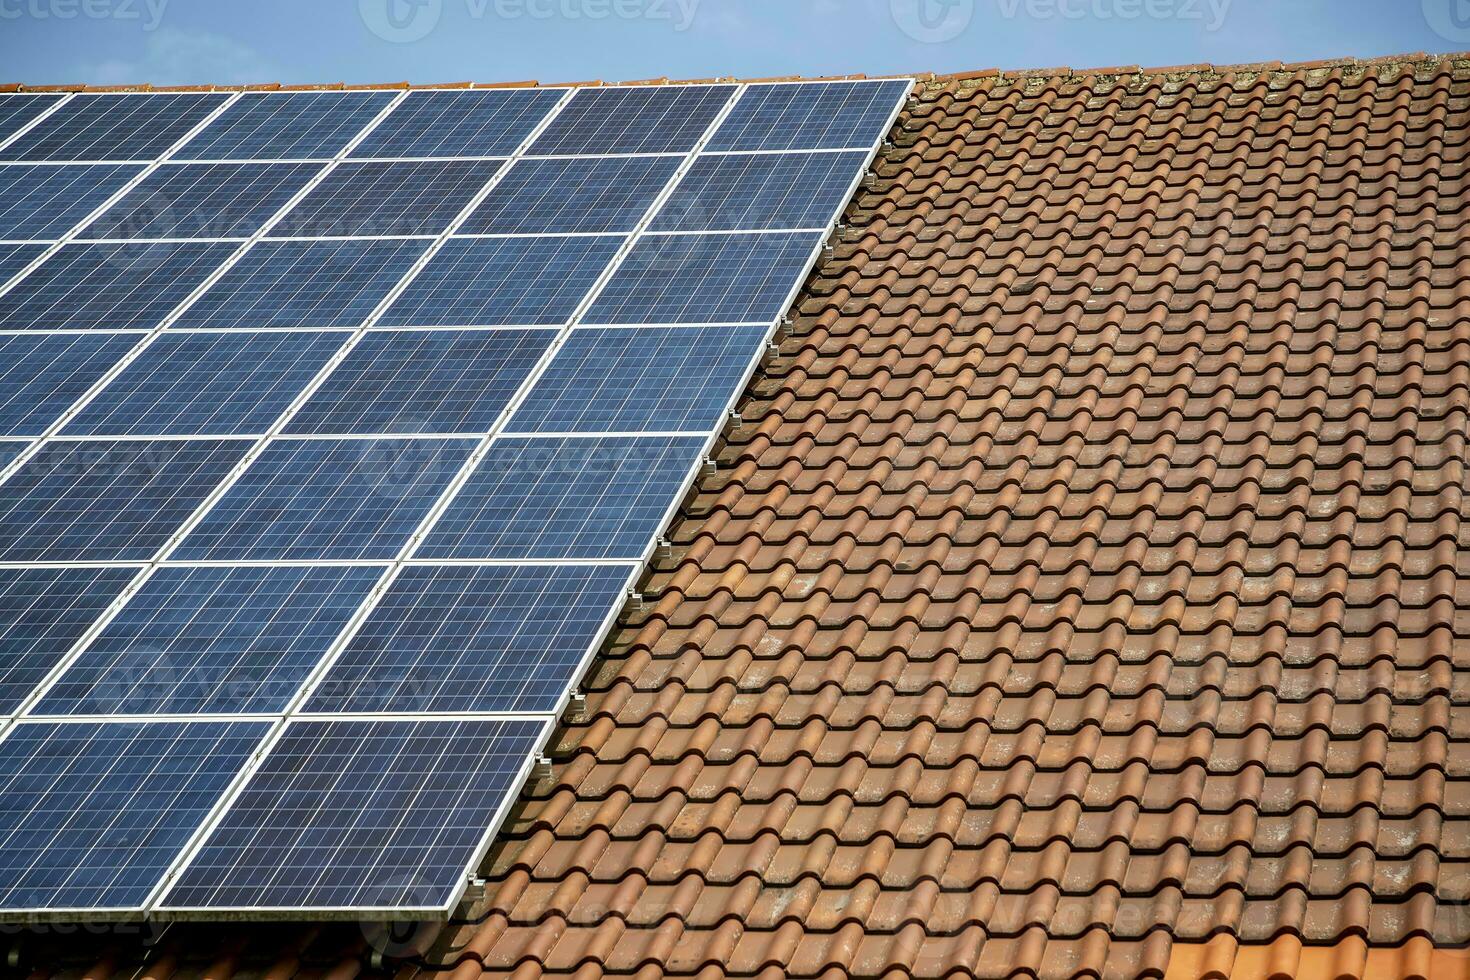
[18,51,1470,980]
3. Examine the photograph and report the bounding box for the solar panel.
[527,85,735,155]
[273,159,504,237]
[507,325,766,433]
[61,331,345,436]
[173,437,476,561]
[33,564,382,716]
[173,238,431,329]
[284,329,554,435]
[706,80,910,151]
[417,435,706,560]
[158,717,547,913]
[0,243,47,286]
[0,438,249,562]
[304,563,630,714]
[650,151,870,231]
[0,332,137,436]
[0,241,239,331]
[0,163,145,239]
[458,155,680,235]
[0,719,269,914]
[585,231,821,323]
[350,89,564,158]
[0,94,64,144]
[79,162,324,240]
[174,92,397,160]
[0,93,230,162]
[0,566,137,714]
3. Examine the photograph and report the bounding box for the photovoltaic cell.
[649,151,869,231]
[274,159,504,237]
[458,155,679,235]
[173,238,430,329]
[378,235,623,327]
[285,329,554,435]
[34,565,382,716]
[307,564,630,714]
[62,331,346,436]
[174,92,396,161]
[0,442,25,472]
[0,438,249,562]
[173,437,476,562]
[0,241,240,331]
[0,242,47,286]
[417,435,704,560]
[0,93,230,162]
[79,162,324,240]
[160,717,546,912]
[527,84,735,155]
[0,566,137,715]
[585,231,820,324]
[0,94,64,144]
[0,332,137,436]
[0,720,269,913]
[352,88,564,158]
[705,80,908,152]
[0,163,144,239]
[507,325,766,433]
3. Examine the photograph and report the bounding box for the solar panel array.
[0,78,910,921]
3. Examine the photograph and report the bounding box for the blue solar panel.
[0,93,230,162]
[33,565,381,716]
[0,95,64,143]
[706,80,908,152]
[417,435,704,560]
[528,85,734,155]
[305,563,629,714]
[0,241,239,331]
[0,333,137,436]
[458,156,680,235]
[173,238,430,329]
[173,437,476,562]
[0,719,269,913]
[0,566,137,715]
[0,163,144,239]
[353,88,563,158]
[62,331,345,436]
[0,242,47,286]
[650,151,869,231]
[159,717,545,912]
[79,162,323,240]
[0,441,25,472]
[174,92,397,160]
[284,329,553,435]
[274,159,504,237]
[585,231,819,324]
[378,235,622,327]
[508,325,766,433]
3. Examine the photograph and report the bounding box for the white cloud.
[83,27,281,85]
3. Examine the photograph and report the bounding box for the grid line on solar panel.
[173,92,398,161]
[506,325,766,434]
[377,235,624,327]
[172,437,477,562]
[0,164,146,239]
[158,717,545,913]
[30,564,382,717]
[349,89,566,158]
[0,93,233,162]
[583,231,820,324]
[61,331,347,437]
[648,150,869,232]
[271,159,505,238]
[0,438,250,562]
[0,718,269,914]
[705,80,910,152]
[415,435,705,561]
[303,562,629,714]
[0,566,137,715]
[0,95,66,147]
[0,241,241,331]
[457,155,680,235]
[283,329,554,436]
[0,242,49,289]
[0,333,137,436]
[527,85,735,156]
[77,163,326,241]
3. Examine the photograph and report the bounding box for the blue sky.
[0,0,1461,86]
